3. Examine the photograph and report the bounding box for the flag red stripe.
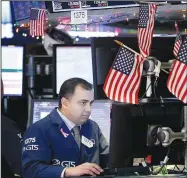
[173,65,186,94]
[29,9,46,37]
[120,56,139,103]
[134,56,144,104]
[181,90,187,103]
[167,61,187,103]
[138,4,157,58]
[172,63,184,94]
[167,60,178,91]
[112,72,123,100]
[103,47,144,104]
[103,68,112,91]
[173,41,182,57]
[109,70,120,100]
[123,55,141,103]
[178,74,187,99]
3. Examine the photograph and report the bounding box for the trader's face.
[62,86,94,125]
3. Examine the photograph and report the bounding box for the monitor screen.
[2,1,13,38]
[90,100,112,142]
[54,45,93,94]
[30,99,111,141]
[109,100,184,168]
[2,46,24,96]
[30,99,58,124]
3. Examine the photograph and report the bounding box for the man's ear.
[61,97,68,109]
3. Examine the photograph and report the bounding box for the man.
[1,79,23,178]
[22,78,109,178]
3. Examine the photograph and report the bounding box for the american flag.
[167,36,187,104]
[137,4,157,58]
[173,22,182,57]
[103,47,144,104]
[29,8,46,37]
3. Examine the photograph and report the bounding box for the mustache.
[82,112,91,116]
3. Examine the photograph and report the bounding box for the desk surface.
[70,174,186,178]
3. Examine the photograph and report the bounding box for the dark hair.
[58,78,93,108]
[45,26,74,45]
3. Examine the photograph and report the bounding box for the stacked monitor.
[2,45,24,96]
[30,99,112,142]
[53,44,94,95]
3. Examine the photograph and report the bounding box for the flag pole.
[114,40,141,57]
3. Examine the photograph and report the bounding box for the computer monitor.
[90,99,112,142]
[2,1,13,38]
[109,99,185,168]
[2,45,24,96]
[30,99,58,125]
[30,99,112,141]
[53,44,94,95]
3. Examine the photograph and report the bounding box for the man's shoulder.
[27,113,53,132]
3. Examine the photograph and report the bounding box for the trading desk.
[71,175,186,178]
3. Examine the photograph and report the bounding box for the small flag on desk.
[167,36,187,104]
[173,22,182,58]
[103,47,144,105]
[29,8,46,37]
[137,3,157,58]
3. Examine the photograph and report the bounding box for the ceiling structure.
[46,2,187,38]
[16,2,187,38]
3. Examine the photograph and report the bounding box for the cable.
[153,78,167,116]
[182,167,187,174]
[151,147,171,175]
[174,164,182,172]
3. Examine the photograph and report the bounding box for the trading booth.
[1,1,187,178]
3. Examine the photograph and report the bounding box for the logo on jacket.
[52,159,75,167]
[60,128,69,138]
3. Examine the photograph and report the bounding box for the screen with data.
[2,46,24,96]
[90,100,112,142]
[55,45,93,94]
[30,100,58,124]
[31,99,112,142]
[2,1,13,38]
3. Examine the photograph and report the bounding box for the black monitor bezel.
[52,44,96,98]
[2,45,25,97]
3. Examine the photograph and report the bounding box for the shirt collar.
[57,108,76,131]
